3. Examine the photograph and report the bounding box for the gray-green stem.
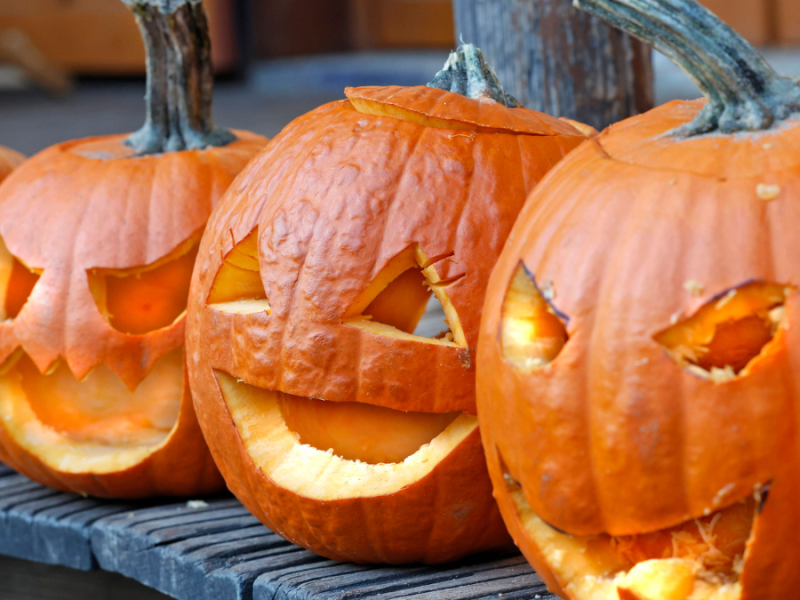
[574,0,800,135]
[123,0,236,154]
[428,44,520,108]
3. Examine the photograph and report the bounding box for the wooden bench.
[0,464,555,599]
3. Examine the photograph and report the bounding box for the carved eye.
[0,237,41,321]
[654,280,792,381]
[207,229,270,315]
[343,246,466,347]
[88,232,201,335]
[500,264,568,371]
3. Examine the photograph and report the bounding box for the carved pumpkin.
[477,1,800,598]
[0,0,266,498]
[186,46,587,564]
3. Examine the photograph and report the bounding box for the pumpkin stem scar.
[427,44,521,108]
[573,0,800,136]
[121,0,236,154]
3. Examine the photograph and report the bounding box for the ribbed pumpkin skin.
[477,99,800,597]
[0,132,267,497]
[186,86,586,563]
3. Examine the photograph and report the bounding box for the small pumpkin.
[0,0,266,498]
[186,46,587,564]
[477,1,800,599]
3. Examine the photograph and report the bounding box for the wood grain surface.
[0,461,557,599]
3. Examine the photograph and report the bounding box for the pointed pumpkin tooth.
[616,558,698,600]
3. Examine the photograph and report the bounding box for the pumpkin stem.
[123,0,236,154]
[427,44,520,108]
[573,0,800,135]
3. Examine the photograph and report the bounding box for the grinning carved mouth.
[215,371,477,499]
[0,349,185,473]
[499,455,756,600]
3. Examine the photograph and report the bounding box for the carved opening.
[207,229,270,315]
[344,246,466,347]
[498,451,757,600]
[279,393,460,465]
[0,237,41,321]
[654,281,792,382]
[0,348,184,475]
[88,232,201,335]
[501,264,568,371]
[215,370,478,499]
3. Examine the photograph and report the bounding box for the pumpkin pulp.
[502,464,754,600]
[655,281,790,380]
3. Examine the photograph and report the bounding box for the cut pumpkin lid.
[345,86,584,137]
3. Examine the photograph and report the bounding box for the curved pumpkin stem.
[428,44,520,108]
[573,0,800,135]
[123,0,236,154]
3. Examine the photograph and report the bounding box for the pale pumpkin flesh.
[502,466,753,600]
[0,349,184,473]
[216,371,476,499]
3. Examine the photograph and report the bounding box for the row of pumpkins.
[0,0,796,599]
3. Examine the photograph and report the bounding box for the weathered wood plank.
[0,467,558,600]
[0,554,170,600]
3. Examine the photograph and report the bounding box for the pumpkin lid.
[345,44,583,137]
[345,85,583,137]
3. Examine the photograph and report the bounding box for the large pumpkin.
[0,0,266,498]
[477,1,800,599]
[186,46,587,564]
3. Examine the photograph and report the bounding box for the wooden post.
[453,0,654,130]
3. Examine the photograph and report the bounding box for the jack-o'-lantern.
[477,0,800,598]
[186,46,587,564]
[0,0,266,498]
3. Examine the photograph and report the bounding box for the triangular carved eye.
[655,281,792,381]
[501,264,568,371]
[344,246,467,347]
[88,232,201,335]
[0,237,41,321]
[207,229,270,315]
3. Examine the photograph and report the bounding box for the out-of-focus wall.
[0,0,238,74]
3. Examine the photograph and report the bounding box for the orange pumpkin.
[477,1,800,598]
[186,46,587,564]
[0,0,266,498]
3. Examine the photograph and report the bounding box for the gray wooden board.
[0,464,557,600]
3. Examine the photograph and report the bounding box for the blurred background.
[0,0,798,155]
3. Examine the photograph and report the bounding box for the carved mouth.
[215,371,476,499]
[500,458,755,600]
[0,349,184,473]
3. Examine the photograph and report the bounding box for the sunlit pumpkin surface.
[216,371,477,499]
[280,394,460,464]
[503,465,754,600]
[0,348,184,472]
[655,281,789,380]
[501,265,568,371]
